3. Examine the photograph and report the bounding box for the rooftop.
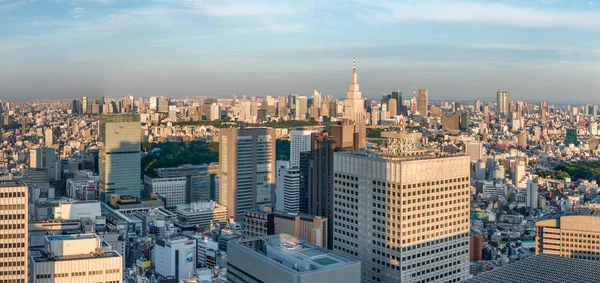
[0,179,26,188]
[465,254,600,283]
[538,208,600,221]
[237,234,358,274]
[46,233,98,242]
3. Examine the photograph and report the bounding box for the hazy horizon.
[0,0,598,102]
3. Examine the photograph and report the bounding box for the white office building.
[332,133,470,283]
[31,234,123,283]
[143,175,187,209]
[227,234,360,283]
[290,126,322,168]
[153,236,197,281]
[275,161,301,213]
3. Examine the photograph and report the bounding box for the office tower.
[518,131,527,149]
[460,111,470,131]
[227,234,361,283]
[470,234,483,262]
[149,96,159,111]
[154,164,214,203]
[313,90,322,109]
[0,180,28,283]
[496,91,510,116]
[441,113,460,131]
[31,233,123,283]
[565,127,577,146]
[513,160,525,185]
[526,180,539,209]
[388,99,397,118]
[465,142,483,162]
[328,99,338,118]
[71,99,81,114]
[95,96,105,113]
[153,236,197,281]
[275,161,300,213]
[344,58,367,149]
[536,210,600,260]
[44,127,53,147]
[333,134,470,283]
[30,146,57,181]
[219,127,276,219]
[391,90,403,115]
[330,121,357,150]
[307,131,335,249]
[158,97,169,113]
[299,152,311,214]
[277,96,288,118]
[209,103,220,120]
[591,105,598,120]
[296,96,308,120]
[417,89,428,116]
[290,126,322,168]
[82,96,88,113]
[99,114,141,203]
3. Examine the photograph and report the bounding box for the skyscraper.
[0,180,28,283]
[333,133,470,282]
[307,131,335,249]
[388,98,398,118]
[274,161,300,213]
[44,127,53,147]
[99,114,141,202]
[344,58,367,149]
[290,126,322,168]
[497,91,510,116]
[219,127,276,219]
[417,89,428,116]
[391,90,403,116]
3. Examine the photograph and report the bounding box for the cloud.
[168,0,306,17]
[0,0,35,10]
[350,0,600,29]
[69,7,84,18]
[590,1,594,5]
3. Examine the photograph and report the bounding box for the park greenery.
[141,141,219,176]
[538,170,571,180]
[552,160,600,182]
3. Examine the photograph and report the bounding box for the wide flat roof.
[238,234,358,273]
[0,179,26,188]
[465,254,600,283]
[46,233,98,242]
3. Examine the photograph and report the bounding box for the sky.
[0,0,598,103]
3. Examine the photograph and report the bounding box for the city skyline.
[0,0,598,102]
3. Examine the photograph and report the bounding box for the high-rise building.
[460,111,470,131]
[526,180,539,209]
[275,161,300,213]
[313,90,322,109]
[44,127,53,147]
[465,142,483,162]
[496,91,510,116]
[290,126,322,168]
[391,90,403,116]
[227,234,361,283]
[388,98,398,118]
[307,131,335,249]
[219,127,276,219]
[82,96,88,113]
[536,210,600,260]
[296,96,308,120]
[518,131,527,149]
[31,234,123,283]
[344,58,367,149]
[333,133,470,283]
[470,234,483,262]
[30,146,57,181]
[565,127,578,146]
[0,180,28,283]
[99,114,141,202]
[417,89,428,116]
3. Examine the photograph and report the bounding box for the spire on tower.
[353,57,356,72]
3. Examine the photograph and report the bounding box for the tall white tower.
[343,58,367,149]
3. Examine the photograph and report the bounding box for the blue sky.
[0,0,598,103]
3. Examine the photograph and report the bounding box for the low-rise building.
[227,234,361,283]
